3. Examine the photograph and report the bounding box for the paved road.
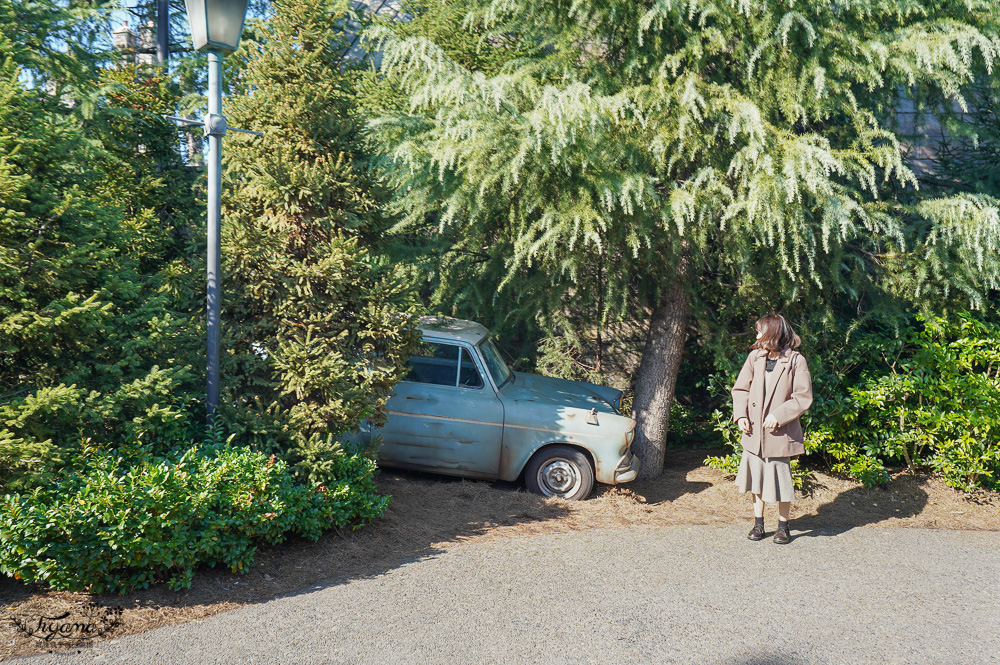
[10,525,1000,665]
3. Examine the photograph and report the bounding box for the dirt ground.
[3,448,999,660]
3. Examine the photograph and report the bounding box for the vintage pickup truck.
[351,316,639,500]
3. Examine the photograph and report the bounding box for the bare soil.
[3,448,999,661]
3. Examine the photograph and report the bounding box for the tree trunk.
[596,257,604,373]
[156,0,169,65]
[631,267,690,479]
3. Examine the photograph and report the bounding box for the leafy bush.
[0,441,388,594]
[0,368,202,490]
[665,403,722,449]
[819,314,1000,490]
[705,314,1000,491]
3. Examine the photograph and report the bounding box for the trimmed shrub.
[0,442,388,594]
[822,314,1000,491]
[706,314,1000,491]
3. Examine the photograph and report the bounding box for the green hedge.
[817,315,1000,491]
[0,442,388,594]
[706,314,1000,491]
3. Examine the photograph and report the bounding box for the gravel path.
[10,525,1000,665]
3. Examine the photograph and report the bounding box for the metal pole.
[156,0,169,64]
[206,50,223,423]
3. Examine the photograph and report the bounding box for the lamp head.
[184,0,250,54]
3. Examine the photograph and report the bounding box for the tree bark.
[596,257,604,374]
[156,0,169,65]
[631,261,691,479]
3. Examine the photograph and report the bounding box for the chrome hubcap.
[538,459,581,498]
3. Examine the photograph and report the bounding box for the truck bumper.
[612,450,639,484]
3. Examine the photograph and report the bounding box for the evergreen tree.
[1,0,115,93]
[366,0,1000,477]
[356,0,549,370]
[220,0,419,480]
[0,43,206,489]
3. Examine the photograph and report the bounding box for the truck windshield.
[479,338,513,388]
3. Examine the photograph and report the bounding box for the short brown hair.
[751,314,801,354]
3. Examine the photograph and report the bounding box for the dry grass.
[3,449,999,660]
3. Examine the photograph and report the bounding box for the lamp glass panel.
[183,0,208,51]
[205,0,249,50]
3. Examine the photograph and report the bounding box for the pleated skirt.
[735,450,796,503]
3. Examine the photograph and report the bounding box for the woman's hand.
[736,417,752,435]
[763,414,779,430]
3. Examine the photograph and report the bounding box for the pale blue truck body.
[354,316,640,488]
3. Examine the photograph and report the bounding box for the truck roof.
[417,316,491,344]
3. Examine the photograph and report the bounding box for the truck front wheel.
[525,445,594,501]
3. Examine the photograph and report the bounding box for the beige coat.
[731,348,813,458]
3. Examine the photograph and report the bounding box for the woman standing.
[731,314,813,544]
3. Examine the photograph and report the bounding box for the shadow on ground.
[725,656,804,665]
[791,481,929,539]
[621,449,715,505]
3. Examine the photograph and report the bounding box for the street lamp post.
[204,47,224,423]
[168,0,259,423]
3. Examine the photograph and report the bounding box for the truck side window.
[405,342,460,386]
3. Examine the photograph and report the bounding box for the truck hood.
[500,372,622,414]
